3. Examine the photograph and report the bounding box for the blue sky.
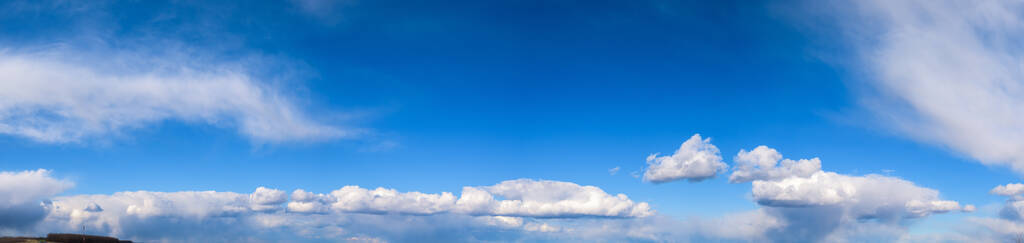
[2,0,1024,242]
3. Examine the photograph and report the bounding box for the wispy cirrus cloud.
[820,0,1024,173]
[0,45,351,144]
[0,1,357,145]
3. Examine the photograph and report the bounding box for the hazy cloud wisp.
[0,48,348,144]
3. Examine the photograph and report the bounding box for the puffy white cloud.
[330,186,457,215]
[250,187,288,212]
[287,179,652,218]
[43,187,297,237]
[830,0,1024,173]
[752,171,969,219]
[730,145,821,183]
[286,189,332,214]
[749,170,970,241]
[0,169,72,207]
[642,134,727,183]
[905,200,970,218]
[728,145,968,222]
[462,179,653,218]
[723,145,969,241]
[991,183,1024,197]
[0,169,72,230]
[0,47,348,144]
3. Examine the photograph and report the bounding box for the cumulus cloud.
[725,145,970,241]
[286,189,333,214]
[286,179,652,218]
[0,169,72,230]
[752,171,969,218]
[991,183,1024,197]
[250,187,288,212]
[830,0,1024,173]
[729,145,820,183]
[642,134,727,183]
[0,47,349,144]
[330,186,457,215]
[460,179,653,218]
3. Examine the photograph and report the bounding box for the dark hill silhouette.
[0,233,131,243]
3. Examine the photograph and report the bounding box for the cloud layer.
[1,173,652,242]
[285,179,652,218]
[730,145,820,183]
[0,138,974,242]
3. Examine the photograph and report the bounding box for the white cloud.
[464,179,653,218]
[724,145,969,241]
[0,169,72,207]
[24,177,653,241]
[289,179,653,218]
[286,189,332,214]
[752,172,966,241]
[729,145,820,183]
[642,134,727,183]
[250,187,288,212]
[0,47,348,144]
[0,169,72,230]
[832,0,1024,173]
[991,183,1024,197]
[330,186,457,215]
[754,175,967,241]
[608,166,620,175]
[752,171,968,218]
